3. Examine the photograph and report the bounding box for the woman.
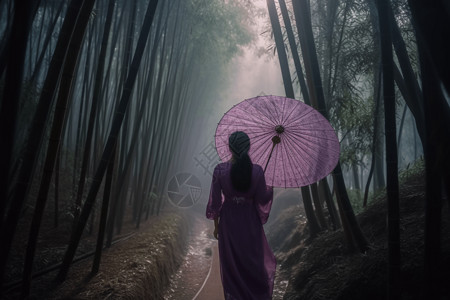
[206,131,278,300]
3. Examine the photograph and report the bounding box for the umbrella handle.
[263,136,281,174]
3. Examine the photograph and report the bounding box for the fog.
[3,0,447,297]
[167,9,287,209]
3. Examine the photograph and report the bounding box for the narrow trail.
[163,211,288,299]
[163,213,217,299]
[194,243,225,300]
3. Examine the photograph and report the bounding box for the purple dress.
[206,161,276,300]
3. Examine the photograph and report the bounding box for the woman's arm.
[206,165,222,239]
[206,165,223,220]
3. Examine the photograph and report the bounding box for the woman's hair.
[229,131,252,192]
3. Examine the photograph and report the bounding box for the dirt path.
[5,210,285,299]
[163,212,287,300]
[193,243,225,300]
[163,214,221,299]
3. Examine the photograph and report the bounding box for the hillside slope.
[273,170,449,300]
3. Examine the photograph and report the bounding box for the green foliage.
[347,188,365,214]
[329,92,373,168]
[185,0,254,65]
[360,158,425,211]
[308,0,379,171]
[312,0,376,97]
[398,156,424,184]
[178,0,258,130]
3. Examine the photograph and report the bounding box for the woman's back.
[207,161,273,223]
[206,161,276,300]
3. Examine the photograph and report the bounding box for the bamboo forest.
[0,0,449,299]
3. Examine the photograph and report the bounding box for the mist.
[1,0,448,298]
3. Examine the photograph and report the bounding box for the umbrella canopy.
[215,95,340,188]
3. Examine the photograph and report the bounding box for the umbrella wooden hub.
[275,125,285,134]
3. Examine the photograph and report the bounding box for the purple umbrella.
[215,95,340,188]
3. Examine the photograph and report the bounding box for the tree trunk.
[319,178,340,229]
[387,2,425,145]
[364,67,382,207]
[396,102,408,158]
[54,149,60,228]
[0,0,34,227]
[408,2,450,297]
[74,0,116,224]
[105,149,123,248]
[301,187,323,238]
[322,0,338,101]
[21,0,99,295]
[56,0,160,283]
[29,0,65,85]
[376,0,401,298]
[373,130,385,190]
[92,145,116,275]
[348,135,361,190]
[417,39,446,300]
[292,0,369,252]
[278,0,310,103]
[266,0,322,236]
[407,1,450,101]
[0,0,83,288]
[367,0,385,192]
[288,0,338,224]
[311,182,328,230]
[112,0,168,232]
[0,0,14,78]
[334,177,356,251]
[266,0,294,98]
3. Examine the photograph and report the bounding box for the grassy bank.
[272,168,449,299]
[25,212,190,299]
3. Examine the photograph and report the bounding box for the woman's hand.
[213,217,219,240]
